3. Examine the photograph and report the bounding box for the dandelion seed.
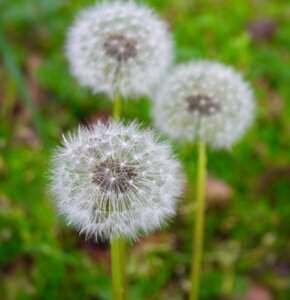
[66,1,173,99]
[153,61,255,148]
[49,121,183,241]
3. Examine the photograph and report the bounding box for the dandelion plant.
[49,120,183,299]
[62,2,177,299]
[153,61,255,300]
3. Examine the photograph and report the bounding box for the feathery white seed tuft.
[153,61,255,148]
[49,121,183,241]
[66,1,173,99]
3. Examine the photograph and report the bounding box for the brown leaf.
[247,19,278,42]
[233,283,273,300]
[205,176,234,207]
[256,167,290,192]
[25,53,44,105]
[13,125,41,148]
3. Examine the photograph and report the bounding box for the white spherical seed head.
[153,61,255,148]
[50,121,183,241]
[66,1,173,99]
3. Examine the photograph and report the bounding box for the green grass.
[0,0,290,299]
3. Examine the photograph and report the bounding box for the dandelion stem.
[113,92,122,121]
[221,266,235,295]
[111,238,124,300]
[120,239,128,300]
[190,141,207,300]
[111,93,126,300]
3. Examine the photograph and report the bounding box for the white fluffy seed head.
[49,121,183,241]
[66,1,173,99]
[153,61,255,149]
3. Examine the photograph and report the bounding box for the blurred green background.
[0,0,289,299]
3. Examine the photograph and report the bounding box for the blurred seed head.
[153,61,255,148]
[66,1,173,99]
[49,121,183,241]
[104,34,137,62]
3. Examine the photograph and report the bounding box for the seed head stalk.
[111,92,126,300]
[190,141,207,300]
[111,237,124,300]
[113,92,122,121]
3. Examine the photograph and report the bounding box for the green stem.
[222,267,235,296]
[190,141,207,300]
[113,92,122,121]
[111,238,124,300]
[120,239,128,300]
[111,93,127,299]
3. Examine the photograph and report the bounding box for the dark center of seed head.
[92,159,136,194]
[185,94,220,115]
[104,34,137,62]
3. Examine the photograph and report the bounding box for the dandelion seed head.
[50,121,183,241]
[104,34,137,62]
[153,61,255,148]
[66,1,173,99]
[92,158,136,194]
[185,94,221,115]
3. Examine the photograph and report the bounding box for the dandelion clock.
[153,61,255,149]
[66,1,173,99]
[153,60,255,300]
[50,121,183,241]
